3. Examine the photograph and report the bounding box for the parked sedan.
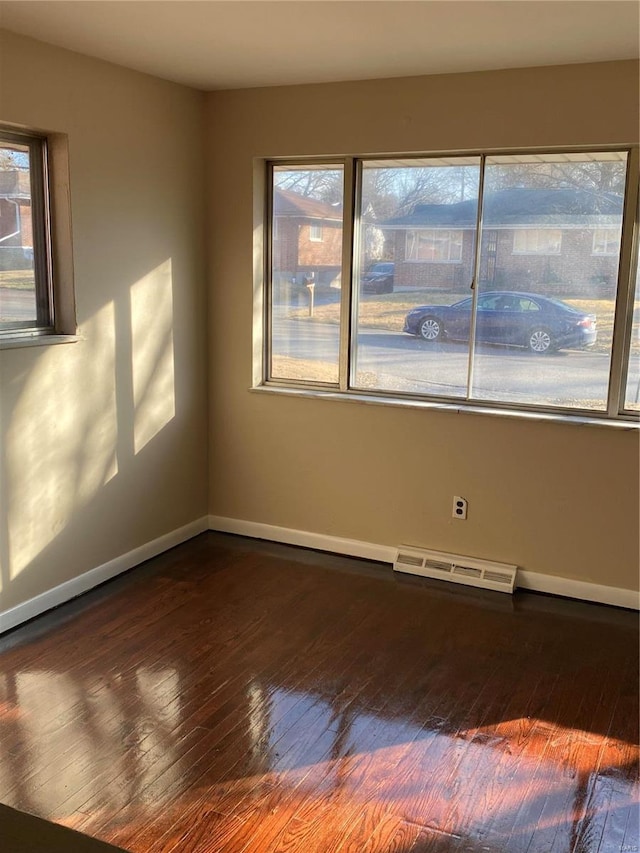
[360,262,394,294]
[403,291,597,353]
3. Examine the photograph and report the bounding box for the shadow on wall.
[0,259,179,612]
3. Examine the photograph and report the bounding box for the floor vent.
[394,546,517,594]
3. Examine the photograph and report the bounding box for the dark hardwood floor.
[0,532,638,853]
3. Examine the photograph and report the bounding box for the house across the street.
[0,169,32,269]
[383,187,623,296]
[272,187,343,292]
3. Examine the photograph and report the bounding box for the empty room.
[0,2,638,852]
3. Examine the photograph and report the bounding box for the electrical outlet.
[452,496,468,520]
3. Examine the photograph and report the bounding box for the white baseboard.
[0,517,210,635]
[516,570,639,610]
[208,515,397,564]
[3,515,636,636]
[208,515,640,611]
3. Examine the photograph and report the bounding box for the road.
[4,284,638,407]
[0,286,36,323]
[273,317,640,408]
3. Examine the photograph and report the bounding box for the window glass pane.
[352,158,481,396]
[471,152,627,410]
[513,229,562,254]
[0,141,37,329]
[592,228,620,256]
[270,166,343,383]
[624,249,640,410]
[406,229,464,261]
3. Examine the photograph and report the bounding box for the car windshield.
[370,264,393,273]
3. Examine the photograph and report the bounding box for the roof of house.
[383,187,624,229]
[273,187,343,223]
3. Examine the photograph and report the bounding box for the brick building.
[383,187,623,297]
[272,188,343,291]
[0,169,33,269]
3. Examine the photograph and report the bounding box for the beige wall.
[0,45,637,618]
[206,61,640,592]
[0,32,208,612]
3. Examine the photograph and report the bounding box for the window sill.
[0,334,80,351]
[251,384,640,430]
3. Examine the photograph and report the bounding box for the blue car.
[403,291,597,354]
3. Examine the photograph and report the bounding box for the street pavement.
[0,286,36,324]
[272,317,640,409]
[4,284,638,408]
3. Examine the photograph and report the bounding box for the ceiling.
[0,0,638,91]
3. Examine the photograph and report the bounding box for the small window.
[309,223,323,242]
[0,126,73,341]
[592,227,620,256]
[406,229,463,262]
[513,228,562,255]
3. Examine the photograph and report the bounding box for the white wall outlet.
[452,496,468,520]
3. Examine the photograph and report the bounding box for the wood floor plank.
[80,561,396,846]
[0,532,637,853]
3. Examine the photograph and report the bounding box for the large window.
[262,150,639,423]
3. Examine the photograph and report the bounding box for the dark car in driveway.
[360,262,394,294]
[403,291,597,353]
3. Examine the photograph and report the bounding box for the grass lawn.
[0,269,35,289]
[289,289,640,355]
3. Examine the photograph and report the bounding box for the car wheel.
[419,316,442,341]
[528,327,554,354]
[383,281,394,294]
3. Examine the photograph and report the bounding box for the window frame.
[308,223,324,242]
[616,187,640,417]
[0,125,75,345]
[259,147,640,425]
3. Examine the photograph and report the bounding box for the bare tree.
[486,160,626,203]
[0,149,19,170]
[362,164,481,221]
[274,168,343,204]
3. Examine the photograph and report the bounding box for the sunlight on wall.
[6,302,118,581]
[130,260,175,455]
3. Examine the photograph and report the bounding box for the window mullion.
[263,161,275,383]
[607,148,639,417]
[339,157,356,392]
[465,153,487,400]
[31,137,52,329]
